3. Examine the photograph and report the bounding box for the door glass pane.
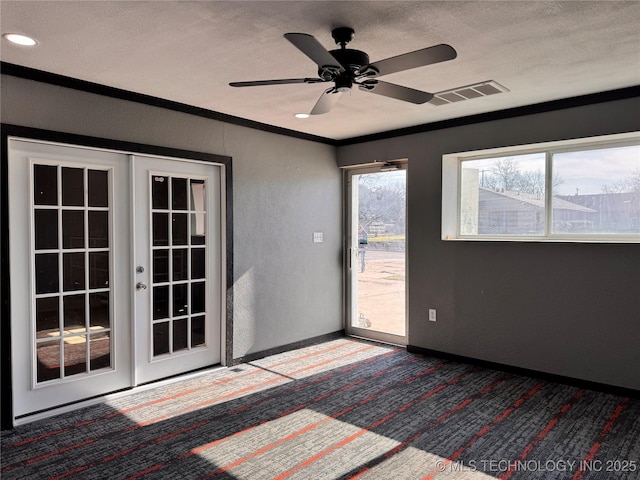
[63,252,85,291]
[172,177,188,210]
[37,340,61,382]
[153,322,170,356]
[153,250,170,283]
[35,210,59,250]
[63,294,86,331]
[172,249,188,281]
[351,170,406,337]
[191,213,206,245]
[89,292,110,329]
[190,180,205,211]
[191,282,205,314]
[89,252,109,289]
[62,167,84,206]
[173,284,188,317]
[36,297,59,339]
[153,286,169,320]
[191,316,205,347]
[172,213,188,245]
[34,164,58,206]
[64,336,87,376]
[35,253,59,294]
[88,169,109,207]
[89,332,111,370]
[88,211,109,248]
[173,319,188,352]
[191,248,205,279]
[63,210,85,249]
[152,213,169,246]
[152,176,169,210]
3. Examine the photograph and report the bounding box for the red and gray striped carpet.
[2,338,639,479]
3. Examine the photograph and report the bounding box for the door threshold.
[348,334,406,349]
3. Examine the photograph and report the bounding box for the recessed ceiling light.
[294,113,310,119]
[3,33,38,46]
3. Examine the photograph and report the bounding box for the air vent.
[430,80,509,106]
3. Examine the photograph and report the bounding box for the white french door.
[8,139,223,423]
[132,155,221,384]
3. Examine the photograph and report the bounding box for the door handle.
[136,282,148,290]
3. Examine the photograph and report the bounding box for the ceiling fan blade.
[284,33,345,71]
[367,44,457,77]
[359,80,434,104]
[230,78,324,87]
[310,89,342,115]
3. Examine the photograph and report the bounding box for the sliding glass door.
[345,164,407,345]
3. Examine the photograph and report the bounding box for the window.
[442,133,640,242]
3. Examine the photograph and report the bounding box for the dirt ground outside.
[354,249,406,336]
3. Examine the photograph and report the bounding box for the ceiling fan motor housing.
[318,49,372,89]
[319,48,370,92]
[329,49,370,72]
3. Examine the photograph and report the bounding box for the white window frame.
[442,132,640,243]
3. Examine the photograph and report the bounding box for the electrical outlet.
[428,309,437,322]
[313,232,323,243]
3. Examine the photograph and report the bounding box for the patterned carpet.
[2,338,639,479]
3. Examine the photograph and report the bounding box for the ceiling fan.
[229,27,457,115]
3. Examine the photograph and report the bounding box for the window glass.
[552,145,640,235]
[460,153,546,236]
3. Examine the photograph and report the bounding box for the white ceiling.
[1,1,639,141]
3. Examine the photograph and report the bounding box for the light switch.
[313,232,323,243]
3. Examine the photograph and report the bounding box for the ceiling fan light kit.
[230,27,457,115]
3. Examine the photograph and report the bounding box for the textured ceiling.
[1,1,639,141]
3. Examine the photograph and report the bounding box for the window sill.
[442,234,640,243]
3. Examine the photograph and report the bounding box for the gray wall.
[1,75,343,359]
[338,97,640,390]
[4,73,638,390]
